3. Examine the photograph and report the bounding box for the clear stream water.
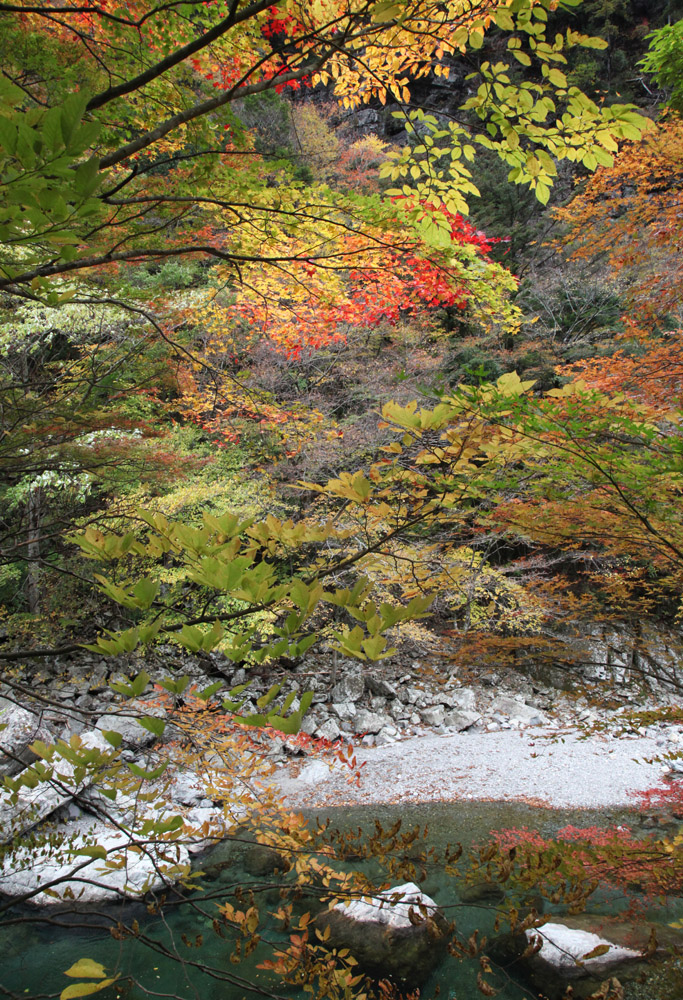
[2,802,683,1000]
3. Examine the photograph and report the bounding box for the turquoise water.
[1,802,682,1000]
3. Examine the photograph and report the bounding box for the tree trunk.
[26,486,41,613]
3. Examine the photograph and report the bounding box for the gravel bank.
[273,726,670,810]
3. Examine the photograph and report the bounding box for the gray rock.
[354,108,380,128]
[403,687,422,705]
[488,922,644,1000]
[444,709,481,732]
[354,710,387,734]
[95,700,166,748]
[376,727,399,746]
[317,719,342,741]
[0,699,51,778]
[447,688,477,711]
[331,701,357,720]
[492,696,547,727]
[331,666,365,703]
[300,716,319,736]
[514,712,546,728]
[365,675,397,699]
[298,760,330,784]
[421,707,446,727]
[169,770,207,807]
[526,922,642,979]
[0,729,110,843]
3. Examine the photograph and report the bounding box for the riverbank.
[272,725,672,810]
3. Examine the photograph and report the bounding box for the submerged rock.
[458,880,506,905]
[315,882,448,986]
[243,844,289,877]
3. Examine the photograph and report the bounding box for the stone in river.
[315,882,448,987]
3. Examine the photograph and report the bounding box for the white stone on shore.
[0,815,190,905]
[94,699,165,747]
[0,730,110,843]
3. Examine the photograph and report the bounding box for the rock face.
[315,882,448,987]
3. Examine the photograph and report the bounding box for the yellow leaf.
[64,961,107,980]
[580,944,611,960]
[61,980,116,1000]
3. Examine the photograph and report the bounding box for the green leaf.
[266,712,302,735]
[535,181,550,205]
[74,846,108,861]
[126,761,168,780]
[257,683,282,710]
[279,691,296,715]
[130,670,151,696]
[131,577,159,609]
[101,730,123,749]
[159,674,191,696]
[137,716,166,738]
[493,8,514,30]
[547,67,567,88]
[196,681,223,702]
[371,0,403,22]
